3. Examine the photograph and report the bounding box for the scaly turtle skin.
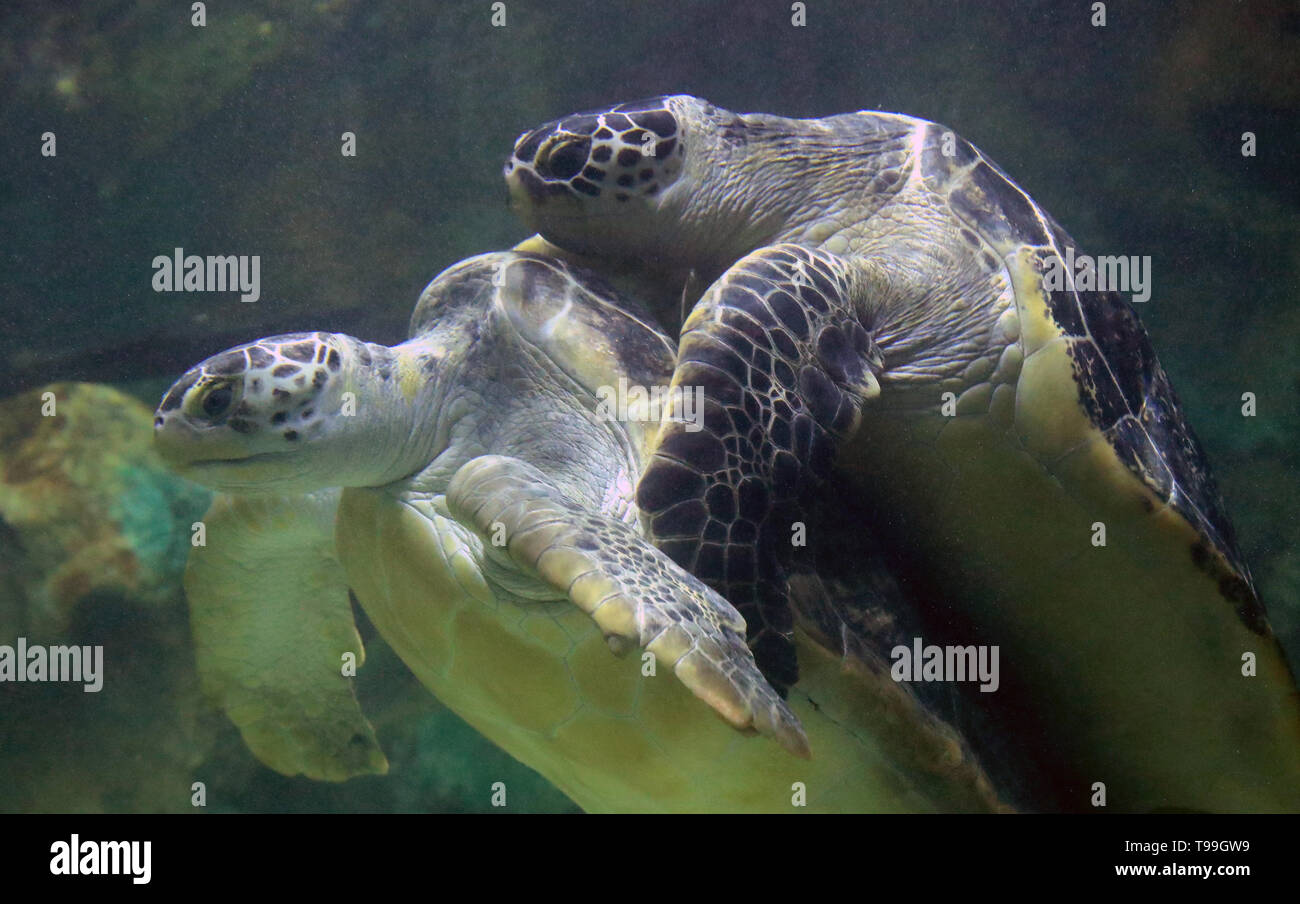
[505,96,1300,811]
[153,251,1011,813]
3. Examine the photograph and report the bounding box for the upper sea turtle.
[504,95,1300,811]
[153,250,1012,813]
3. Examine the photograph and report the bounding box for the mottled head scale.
[154,331,375,490]
[503,97,711,268]
[505,94,834,273]
[157,332,343,437]
[505,96,686,206]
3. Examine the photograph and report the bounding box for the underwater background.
[1,0,1298,813]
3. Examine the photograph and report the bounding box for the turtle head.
[505,95,806,271]
[505,96,694,256]
[153,332,384,492]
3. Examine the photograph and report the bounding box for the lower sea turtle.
[504,95,1300,811]
[153,250,1012,813]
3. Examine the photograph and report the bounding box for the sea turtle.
[153,250,1013,813]
[503,95,1300,811]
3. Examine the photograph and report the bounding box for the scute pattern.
[638,244,881,692]
[500,96,1300,810]
[944,138,1256,608]
[1044,242,1254,599]
[447,453,808,753]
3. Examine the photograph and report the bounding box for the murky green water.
[1,0,1297,813]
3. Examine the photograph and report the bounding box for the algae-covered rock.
[0,382,211,641]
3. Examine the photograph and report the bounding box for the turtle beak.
[152,370,255,471]
[153,369,200,466]
[153,410,253,471]
[506,160,559,207]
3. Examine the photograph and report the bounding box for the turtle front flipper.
[637,243,889,692]
[186,489,388,781]
[446,454,810,758]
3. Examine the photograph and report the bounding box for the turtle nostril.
[539,138,590,181]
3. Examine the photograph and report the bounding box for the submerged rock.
[0,382,210,641]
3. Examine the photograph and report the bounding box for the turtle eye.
[539,137,589,180]
[187,380,239,421]
[202,385,233,417]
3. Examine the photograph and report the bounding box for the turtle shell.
[931,129,1262,631]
